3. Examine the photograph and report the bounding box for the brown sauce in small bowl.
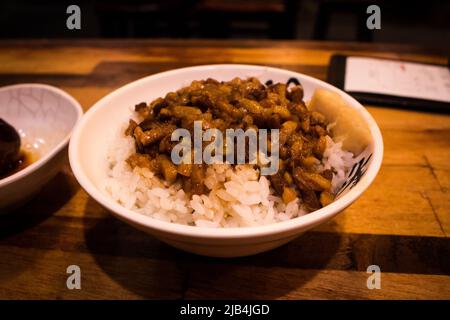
[0,149,35,179]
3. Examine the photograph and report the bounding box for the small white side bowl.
[0,84,83,212]
[69,65,383,257]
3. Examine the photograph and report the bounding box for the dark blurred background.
[1,0,449,47]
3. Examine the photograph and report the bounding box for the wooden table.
[0,40,449,299]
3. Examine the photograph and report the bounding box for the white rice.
[102,125,356,228]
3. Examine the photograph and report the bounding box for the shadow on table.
[0,172,76,280]
[84,197,345,299]
[0,172,75,239]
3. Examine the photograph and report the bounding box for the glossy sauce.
[0,150,34,179]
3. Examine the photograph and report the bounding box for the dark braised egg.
[0,118,21,177]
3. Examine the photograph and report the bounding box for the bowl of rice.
[69,64,383,257]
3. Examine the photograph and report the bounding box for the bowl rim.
[0,83,83,188]
[69,64,383,239]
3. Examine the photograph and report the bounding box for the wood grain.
[0,40,449,299]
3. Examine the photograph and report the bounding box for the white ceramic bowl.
[69,65,383,257]
[0,84,83,212]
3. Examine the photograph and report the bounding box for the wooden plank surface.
[0,40,449,299]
